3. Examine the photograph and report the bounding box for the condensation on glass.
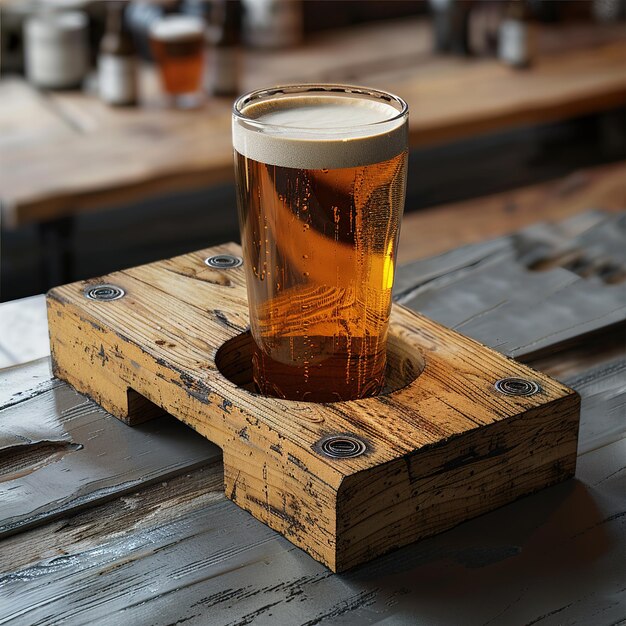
[232,84,409,402]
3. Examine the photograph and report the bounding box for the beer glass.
[149,15,205,108]
[233,85,408,402]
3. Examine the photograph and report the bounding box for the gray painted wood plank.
[569,357,626,455]
[0,357,623,626]
[0,442,622,626]
[0,358,61,410]
[0,358,221,538]
[394,211,626,360]
[0,295,49,368]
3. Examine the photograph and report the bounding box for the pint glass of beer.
[233,85,408,402]
[149,15,205,107]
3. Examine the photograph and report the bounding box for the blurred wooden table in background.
[1,18,625,229]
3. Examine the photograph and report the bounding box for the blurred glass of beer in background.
[149,15,205,107]
[233,85,409,402]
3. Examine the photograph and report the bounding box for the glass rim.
[232,84,409,133]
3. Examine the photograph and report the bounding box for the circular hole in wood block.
[215,327,425,401]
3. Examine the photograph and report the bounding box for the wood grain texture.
[0,355,622,626]
[1,19,625,226]
[395,211,626,361]
[46,243,579,571]
[0,357,221,538]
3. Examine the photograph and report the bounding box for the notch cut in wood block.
[46,243,580,572]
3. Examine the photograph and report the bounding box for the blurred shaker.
[498,0,533,68]
[98,1,138,106]
[242,0,302,49]
[210,0,242,96]
[24,9,89,89]
[429,0,473,56]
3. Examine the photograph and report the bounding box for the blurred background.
[1,0,625,302]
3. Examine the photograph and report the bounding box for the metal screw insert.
[84,284,125,301]
[205,254,243,269]
[495,377,540,397]
[316,435,367,459]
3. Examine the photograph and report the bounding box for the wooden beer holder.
[47,243,580,572]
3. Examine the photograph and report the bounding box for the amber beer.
[149,15,204,103]
[233,86,408,402]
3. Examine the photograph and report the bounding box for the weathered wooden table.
[0,183,625,623]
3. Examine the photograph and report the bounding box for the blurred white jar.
[24,10,89,89]
[243,0,302,49]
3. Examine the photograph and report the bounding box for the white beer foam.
[150,16,204,41]
[233,95,407,169]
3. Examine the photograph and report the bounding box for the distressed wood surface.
[0,211,621,551]
[2,19,626,227]
[395,211,626,360]
[0,354,622,626]
[0,211,622,543]
[0,357,221,538]
[46,242,579,571]
[0,207,624,621]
